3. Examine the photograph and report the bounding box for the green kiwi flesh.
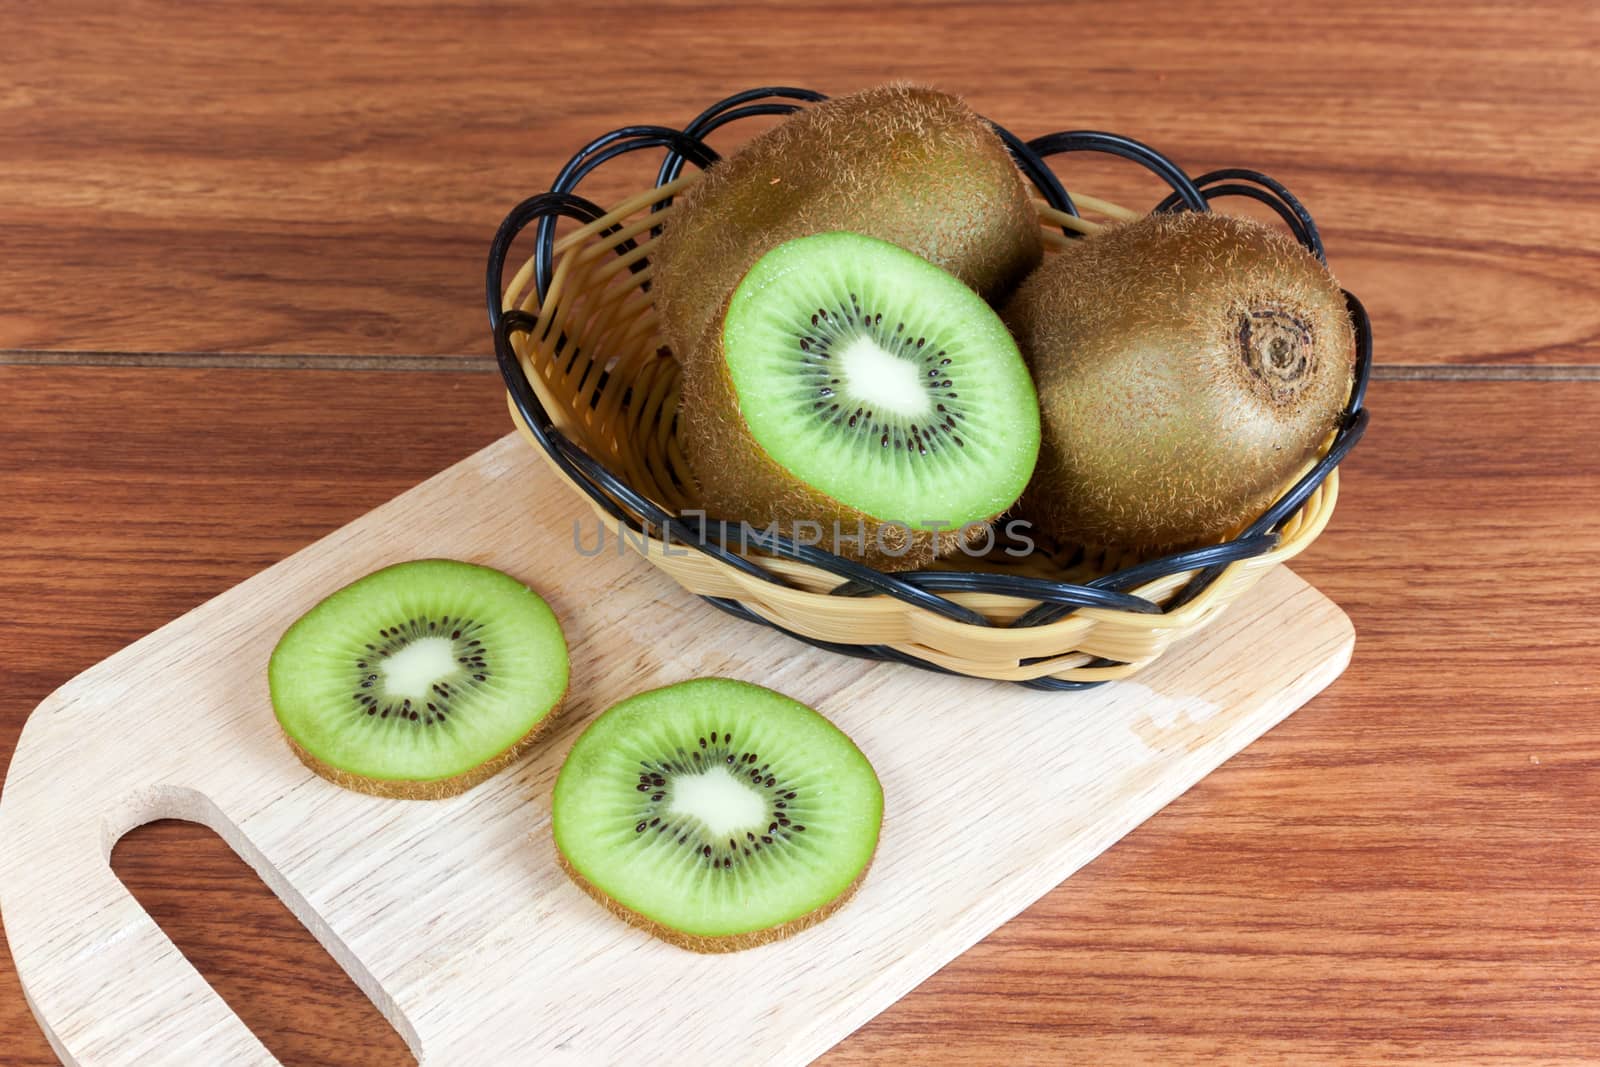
[680,231,1041,568]
[651,83,1042,363]
[551,678,883,953]
[269,559,569,799]
[1004,211,1357,549]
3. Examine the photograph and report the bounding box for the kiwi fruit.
[679,230,1041,568]
[1004,211,1357,549]
[651,83,1042,364]
[552,677,882,953]
[269,559,569,799]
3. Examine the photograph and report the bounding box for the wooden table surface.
[3,1,1597,1062]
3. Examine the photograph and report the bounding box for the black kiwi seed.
[340,615,503,726]
[617,733,809,873]
[787,302,968,450]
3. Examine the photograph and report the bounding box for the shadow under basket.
[487,87,1371,691]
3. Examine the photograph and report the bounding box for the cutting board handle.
[3,701,278,1065]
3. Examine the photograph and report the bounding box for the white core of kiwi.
[836,334,935,418]
[668,764,769,838]
[379,636,458,701]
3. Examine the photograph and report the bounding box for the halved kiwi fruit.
[269,559,569,799]
[651,84,1042,364]
[1005,211,1357,549]
[679,231,1041,568]
[552,678,882,953]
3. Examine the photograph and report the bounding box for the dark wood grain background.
[3,0,1598,1063]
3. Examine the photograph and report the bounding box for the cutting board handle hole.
[111,816,417,1066]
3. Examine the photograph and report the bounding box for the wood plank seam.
[4,351,1599,381]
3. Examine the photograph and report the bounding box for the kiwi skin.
[556,845,874,954]
[651,83,1042,364]
[1005,211,1356,550]
[283,696,565,800]
[679,312,970,570]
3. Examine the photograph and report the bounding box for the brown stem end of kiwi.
[1238,306,1314,400]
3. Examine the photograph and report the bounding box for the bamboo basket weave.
[487,88,1371,690]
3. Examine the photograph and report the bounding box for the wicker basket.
[487,87,1371,690]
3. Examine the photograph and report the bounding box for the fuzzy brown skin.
[679,315,974,570]
[651,83,1041,364]
[556,845,874,954]
[1004,212,1356,550]
[282,695,565,800]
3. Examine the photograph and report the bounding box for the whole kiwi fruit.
[1004,210,1357,550]
[650,84,1042,363]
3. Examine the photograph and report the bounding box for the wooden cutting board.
[0,432,1353,1066]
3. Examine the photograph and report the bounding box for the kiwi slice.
[552,678,882,953]
[269,559,568,799]
[680,231,1041,567]
[1005,211,1357,549]
[651,84,1042,364]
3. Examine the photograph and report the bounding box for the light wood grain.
[2,0,1596,364]
[0,411,1351,1063]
